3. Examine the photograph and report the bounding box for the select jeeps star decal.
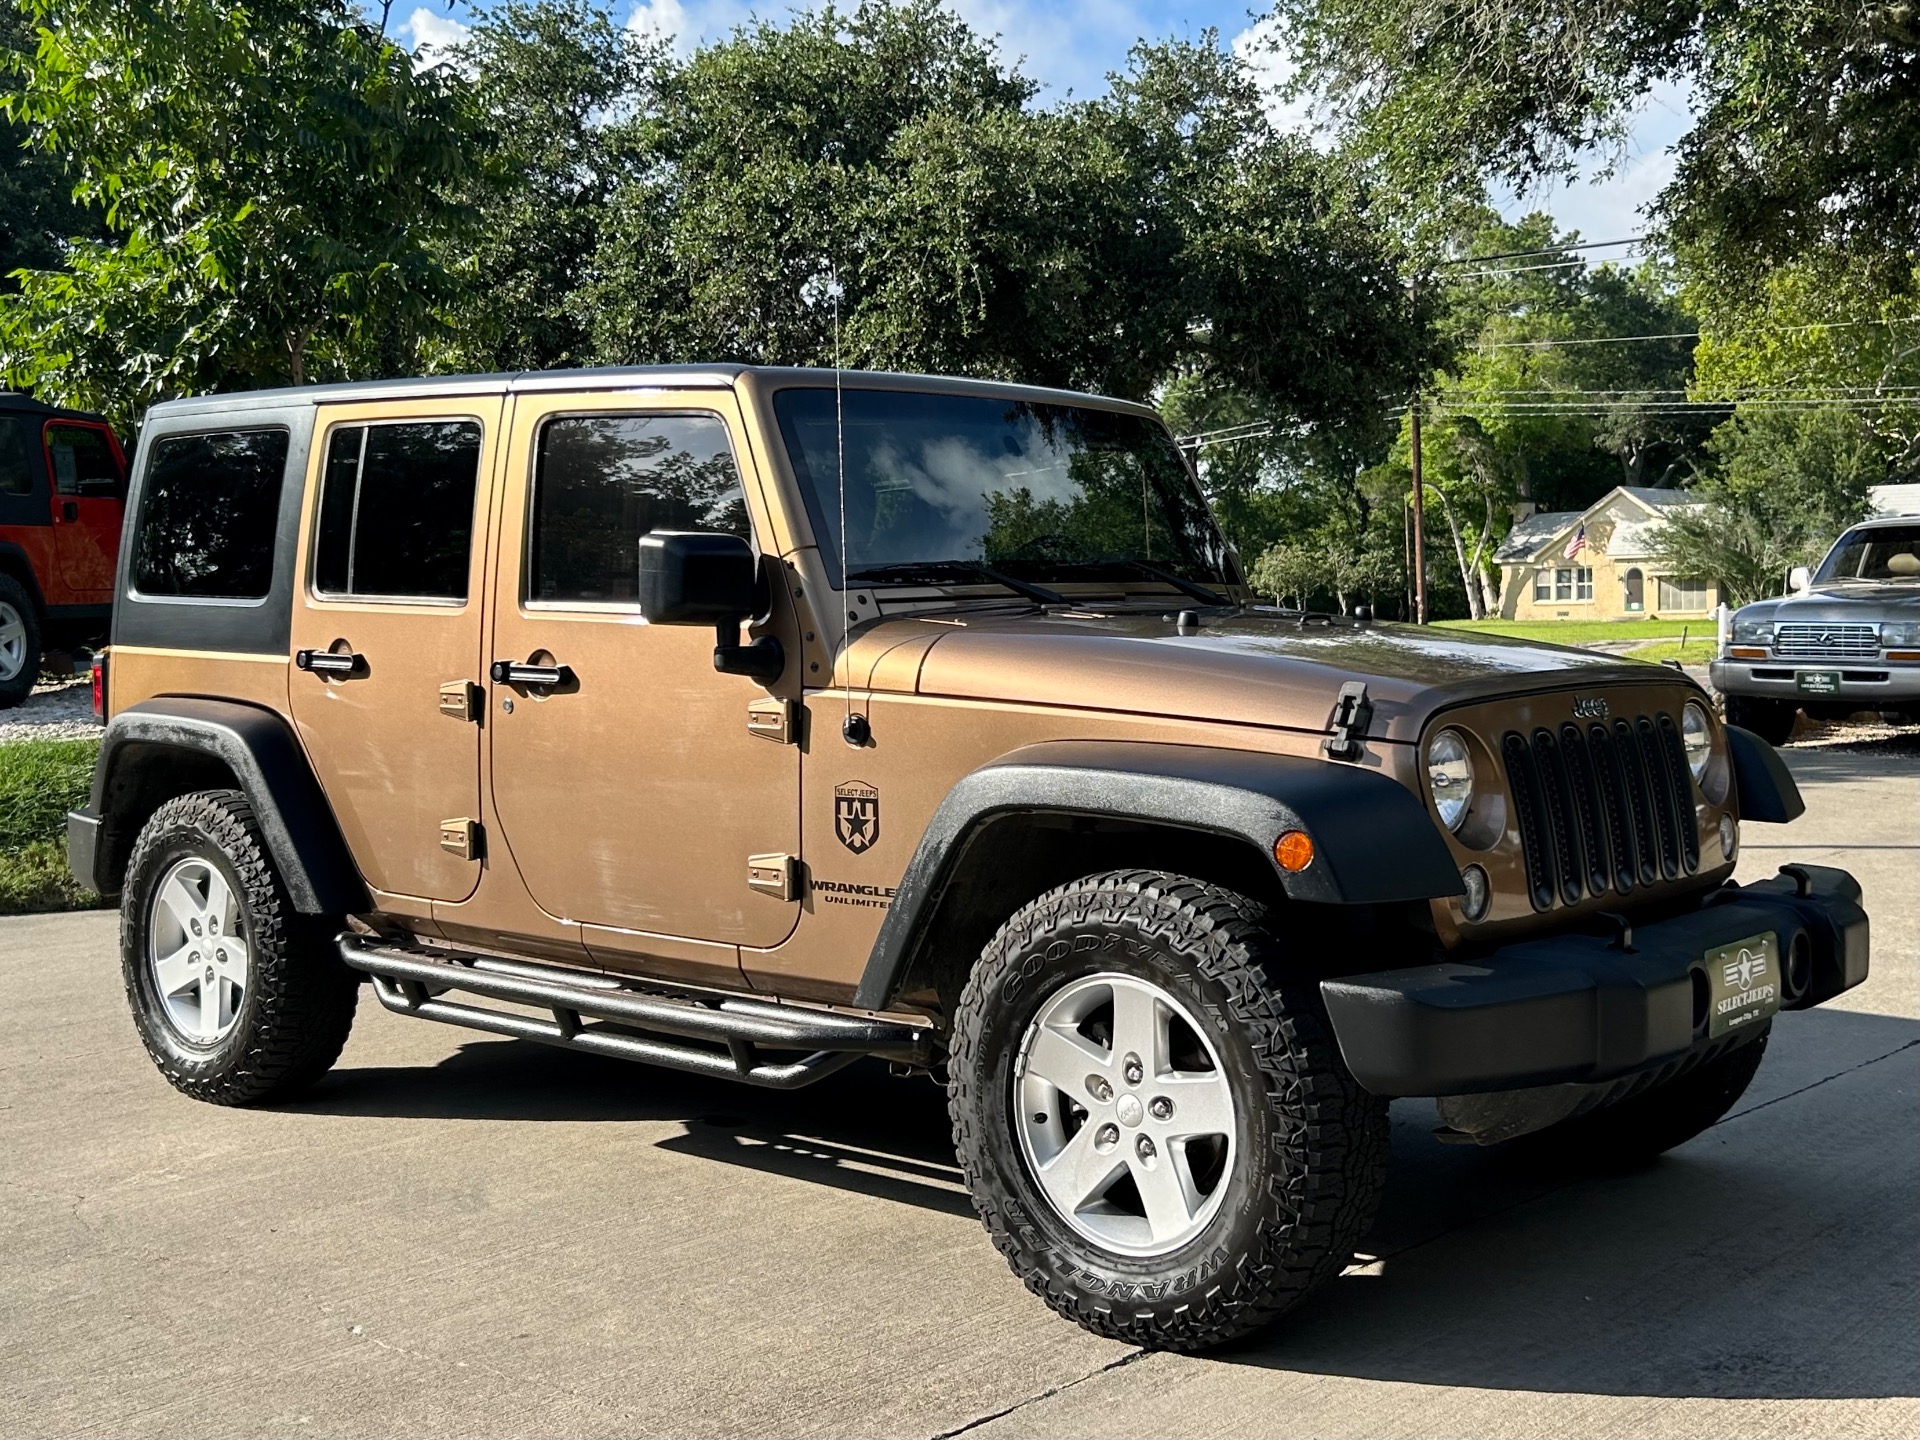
[1572,696,1609,719]
[834,780,880,854]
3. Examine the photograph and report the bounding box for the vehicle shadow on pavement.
[294,1046,978,1217]
[1225,1005,1919,1401]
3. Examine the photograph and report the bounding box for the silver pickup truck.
[1713,515,1920,742]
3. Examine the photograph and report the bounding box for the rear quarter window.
[132,428,291,599]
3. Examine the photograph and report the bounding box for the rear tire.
[121,789,357,1105]
[0,573,44,708]
[1724,694,1797,746]
[947,870,1389,1352]
[1517,1028,1769,1166]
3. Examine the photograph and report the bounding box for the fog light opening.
[1786,931,1813,1002]
[1690,966,1711,1034]
[1459,864,1490,922]
[1719,813,1737,861]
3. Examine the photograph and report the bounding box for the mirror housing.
[638,531,784,682]
[1788,565,1812,595]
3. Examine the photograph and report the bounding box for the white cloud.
[399,6,472,68]
[625,0,755,60]
[1230,16,1324,141]
[941,0,1154,99]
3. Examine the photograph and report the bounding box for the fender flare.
[1725,724,1805,823]
[850,739,1464,1010]
[78,697,370,914]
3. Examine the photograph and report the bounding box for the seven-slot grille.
[1500,713,1700,912]
[1773,621,1879,658]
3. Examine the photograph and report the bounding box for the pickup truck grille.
[1773,622,1879,658]
[1501,714,1700,912]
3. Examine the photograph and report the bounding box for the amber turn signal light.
[1728,647,1768,659]
[1273,830,1314,872]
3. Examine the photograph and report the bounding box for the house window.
[1536,565,1594,602]
[1657,575,1709,611]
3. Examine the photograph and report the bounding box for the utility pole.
[1409,392,1427,624]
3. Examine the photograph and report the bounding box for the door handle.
[295,648,365,677]
[60,501,78,523]
[490,659,574,688]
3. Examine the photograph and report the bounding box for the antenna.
[804,269,866,746]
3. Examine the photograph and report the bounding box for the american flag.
[1563,525,1588,561]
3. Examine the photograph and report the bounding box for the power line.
[1436,236,1649,267]
[1479,312,1920,352]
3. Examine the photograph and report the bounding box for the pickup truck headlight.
[1881,621,1920,648]
[1426,729,1475,831]
[1730,617,1775,646]
[1682,701,1713,783]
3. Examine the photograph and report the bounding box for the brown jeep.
[71,367,1869,1351]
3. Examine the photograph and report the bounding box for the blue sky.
[393,1,1691,245]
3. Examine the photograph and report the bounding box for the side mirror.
[1788,565,1812,595]
[638,531,783,682]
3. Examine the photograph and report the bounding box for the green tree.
[0,0,479,424]
[1268,0,1920,285]
[0,4,98,288]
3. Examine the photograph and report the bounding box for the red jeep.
[0,393,127,706]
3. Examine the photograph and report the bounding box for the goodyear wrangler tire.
[947,870,1389,1352]
[121,789,357,1105]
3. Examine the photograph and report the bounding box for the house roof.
[1496,485,1705,564]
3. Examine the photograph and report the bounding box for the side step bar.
[338,935,933,1090]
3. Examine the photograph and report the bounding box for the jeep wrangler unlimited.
[71,367,1869,1351]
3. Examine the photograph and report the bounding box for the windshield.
[772,388,1236,592]
[1816,525,1920,582]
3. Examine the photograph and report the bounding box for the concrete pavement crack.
[1721,1037,1919,1123]
[927,1348,1150,1439]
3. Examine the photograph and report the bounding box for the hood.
[850,608,1669,743]
[1737,582,1920,623]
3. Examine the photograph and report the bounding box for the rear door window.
[313,420,483,601]
[45,424,124,497]
[132,428,290,599]
[528,412,747,605]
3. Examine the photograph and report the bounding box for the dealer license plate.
[1796,670,1841,694]
[1705,932,1782,1038]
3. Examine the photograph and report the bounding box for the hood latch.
[1323,681,1373,762]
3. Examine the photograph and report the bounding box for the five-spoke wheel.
[147,857,251,1045]
[1014,973,1235,1256]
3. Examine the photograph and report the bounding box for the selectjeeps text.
[70,367,1870,1351]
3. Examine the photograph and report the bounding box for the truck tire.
[947,870,1389,1352]
[1724,694,1797,746]
[1520,1027,1769,1165]
[121,789,357,1105]
[0,573,44,708]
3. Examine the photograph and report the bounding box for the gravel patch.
[0,677,101,744]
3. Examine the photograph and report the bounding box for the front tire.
[122,789,357,1105]
[1724,694,1797,746]
[947,870,1388,1352]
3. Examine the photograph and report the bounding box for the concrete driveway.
[3,738,1915,1439]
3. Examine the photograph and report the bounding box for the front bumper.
[1711,658,1920,703]
[1321,864,1868,1097]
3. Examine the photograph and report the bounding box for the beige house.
[1495,487,1722,622]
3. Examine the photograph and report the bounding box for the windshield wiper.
[1106,559,1232,607]
[846,560,1066,606]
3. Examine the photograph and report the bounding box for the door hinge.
[440,818,483,860]
[746,852,798,900]
[439,680,482,722]
[746,696,798,744]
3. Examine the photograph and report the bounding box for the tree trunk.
[1427,485,1483,620]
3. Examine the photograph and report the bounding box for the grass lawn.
[0,737,106,915]
[1434,618,1705,645]
[1620,637,1719,666]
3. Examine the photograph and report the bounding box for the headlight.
[1682,701,1712,783]
[1426,729,1475,831]
[1882,621,1920,648]
[1730,617,1774,646]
